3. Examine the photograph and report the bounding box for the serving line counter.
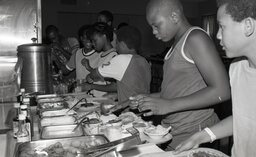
[6,101,168,157]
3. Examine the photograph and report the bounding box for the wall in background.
[42,0,217,56]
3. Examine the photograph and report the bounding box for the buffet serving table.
[6,105,166,157]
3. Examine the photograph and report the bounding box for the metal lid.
[17,43,50,52]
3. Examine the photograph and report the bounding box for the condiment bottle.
[12,103,20,138]
[16,114,30,143]
[20,88,25,103]
[20,104,31,141]
[23,97,33,137]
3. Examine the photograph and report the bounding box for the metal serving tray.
[36,94,59,99]
[41,124,84,139]
[39,115,77,130]
[39,108,76,118]
[14,135,117,157]
[37,97,64,104]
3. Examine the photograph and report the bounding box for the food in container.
[84,118,102,135]
[38,101,68,111]
[40,115,76,127]
[99,114,117,123]
[99,125,123,142]
[40,108,76,117]
[117,112,138,125]
[15,135,117,157]
[37,97,64,103]
[41,124,84,139]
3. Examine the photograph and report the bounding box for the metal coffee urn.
[17,43,52,94]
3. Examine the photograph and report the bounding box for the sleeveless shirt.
[160,27,214,134]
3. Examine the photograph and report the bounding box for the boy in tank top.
[130,0,230,149]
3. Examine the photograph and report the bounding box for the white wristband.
[204,127,217,143]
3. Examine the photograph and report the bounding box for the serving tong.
[66,97,87,113]
[80,130,141,157]
[100,99,130,115]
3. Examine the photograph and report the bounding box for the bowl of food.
[144,125,172,140]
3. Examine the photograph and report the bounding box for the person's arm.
[61,65,73,75]
[90,82,117,92]
[62,51,76,75]
[81,81,117,92]
[138,30,231,116]
[175,116,233,153]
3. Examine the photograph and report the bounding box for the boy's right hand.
[129,94,148,110]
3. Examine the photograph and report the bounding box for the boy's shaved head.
[146,0,183,17]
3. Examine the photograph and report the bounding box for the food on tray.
[37,97,64,103]
[117,112,138,125]
[133,122,147,128]
[40,116,76,127]
[39,101,68,110]
[145,125,167,134]
[99,114,117,123]
[19,139,115,157]
[41,108,76,117]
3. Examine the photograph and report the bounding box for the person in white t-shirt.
[175,0,256,156]
[86,25,151,108]
[80,22,117,97]
[64,25,100,81]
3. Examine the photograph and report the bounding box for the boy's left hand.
[173,131,203,155]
